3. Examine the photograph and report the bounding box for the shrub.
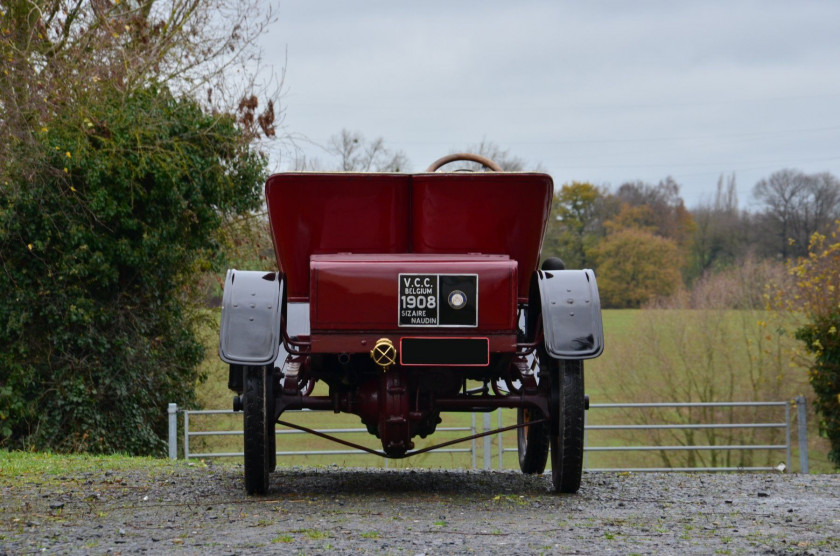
[0,84,265,454]
[788,224,840,467]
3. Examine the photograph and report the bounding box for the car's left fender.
[530,269,604,360]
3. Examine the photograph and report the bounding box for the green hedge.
[0,84,265,455]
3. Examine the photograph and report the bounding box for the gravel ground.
[1,463,838,555]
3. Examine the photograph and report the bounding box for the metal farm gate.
[167,397,810,473]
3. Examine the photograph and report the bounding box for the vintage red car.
[219,153,604,494]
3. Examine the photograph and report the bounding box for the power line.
[549,155,840,171]
[388,125,840,147]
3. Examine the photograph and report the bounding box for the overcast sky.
[260,1,840,208]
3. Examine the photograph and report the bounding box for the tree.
[329,129,409,172]
[590,229,683,308]
[542,182,610,269]
[0,0,275,153]
[613,177,696,248]
[689,174,748,278]
[604,204,660,236]
[0,1,272,454]
[295,129,409,172]
[752,169,840,259]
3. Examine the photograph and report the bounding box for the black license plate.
[399,337,489,366]
[398,274,477,327]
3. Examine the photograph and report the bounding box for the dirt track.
[1,463,838,554]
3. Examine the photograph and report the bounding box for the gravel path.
[1,463,838,554]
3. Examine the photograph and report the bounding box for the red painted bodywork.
[252,169,562,460]
[309,253,517,332]
[265,173,411,303]
[308,253,518,357]
[265,172,552,303]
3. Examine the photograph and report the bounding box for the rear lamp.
[448,290,467,310]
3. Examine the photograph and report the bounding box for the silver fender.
[218,269,282,366]
[532,269,604,360]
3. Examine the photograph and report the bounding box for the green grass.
[0,450,187,490]
[601,309,641,339]
[0,450,179,479]
[293,528,330,540]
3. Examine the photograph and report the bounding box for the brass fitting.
[370,338,397,371]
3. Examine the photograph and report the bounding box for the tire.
[517,406,550,474]
[243,365,272,495]
[549,358,585,494]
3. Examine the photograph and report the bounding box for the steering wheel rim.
[425,153,503,172]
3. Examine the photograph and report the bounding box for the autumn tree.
[612,177,696,248]
[590,229,683,308]
[785,223,840,467]
[542,181,613,269]
[605,204,660,236]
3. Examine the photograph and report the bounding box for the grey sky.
[261,1,840,208]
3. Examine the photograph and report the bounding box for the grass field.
[0,450,183,488]
[192,309,834,473]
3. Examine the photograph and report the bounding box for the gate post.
[796,395,809,474]
[168,403,178,460]
[498,409,503,471]
[471,413,477,470]
[483,413,492,471]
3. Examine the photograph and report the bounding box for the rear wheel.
[549,359,585,493]
[243,365,273,494]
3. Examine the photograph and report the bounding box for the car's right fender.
[219,269,283,366]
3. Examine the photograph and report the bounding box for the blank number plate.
[399,337,489,366]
